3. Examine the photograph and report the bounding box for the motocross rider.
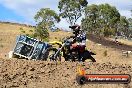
[69,24,86,61]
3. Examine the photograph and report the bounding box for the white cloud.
[0,0,131,28]
[0,0,59,25]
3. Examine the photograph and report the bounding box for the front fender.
[49,41,62,46]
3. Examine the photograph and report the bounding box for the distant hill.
[0,21,35,28]
[0,22,71,58]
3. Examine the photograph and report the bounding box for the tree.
[128,18,132,28]
[82,3,120,36]
[117,16,129,37]
[99,4,120,25]
[81,4,99,33]
[34,8,60,41]
[127,18,132,37]
[58,0,88,25]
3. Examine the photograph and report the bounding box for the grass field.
[0,23,34,58]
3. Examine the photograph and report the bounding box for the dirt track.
[0,58,132,88]
[88,34,132,51]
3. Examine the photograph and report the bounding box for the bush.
[21,30,25,33]
[29,30,33,32]
[103,28,116,37]
[26,34,29,36]
[43,38,49,42]
[19,27,23,31]
[20,27,26,34]
[55,37,57,39]
[103,50,107,57]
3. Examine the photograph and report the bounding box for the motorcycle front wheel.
[47,48,61,61]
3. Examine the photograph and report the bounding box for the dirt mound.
[88,34,132,51]
[0,58,132,88]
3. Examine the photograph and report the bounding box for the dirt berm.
[0,58,132,88]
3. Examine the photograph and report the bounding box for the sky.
[0,0,132,30]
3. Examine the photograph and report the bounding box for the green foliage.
[28,34,36,38]
[117,16,129,37]
[58,0,88,25]
[26,34,29,36]
[128,17,132,24]
[128,18,132,30]
[103,28,116,37]
[34,8,60,41]
[54,28,61,32]
[21,30,25,33]
[19,27,23,31]
[82,4,99,32]
[34,8,60,28]
[98,4,120,27]
[20,27,25,34]
[29,30,33,32]
[82,3,120,37]
[128,18,132,38]
[34,25,49,41]
[82,4,131,37]
[19,27,36,39]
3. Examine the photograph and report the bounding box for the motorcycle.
[47,37,96,62]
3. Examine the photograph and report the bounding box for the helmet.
[69,24,81,34]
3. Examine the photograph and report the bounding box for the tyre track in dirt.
[87,34,132,51]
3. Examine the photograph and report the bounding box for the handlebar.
[69,26,77,29]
